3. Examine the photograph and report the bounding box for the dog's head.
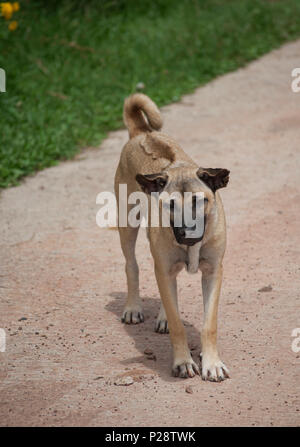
[136,165,229,246]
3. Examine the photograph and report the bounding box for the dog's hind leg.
[155,279,178,334]
[118,226,144,324]
[155,260,185,334]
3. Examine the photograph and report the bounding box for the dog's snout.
[187,224,196,233]
[178,225,196,236]
[173,224,203,246]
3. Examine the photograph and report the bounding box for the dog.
[114,93,230,381]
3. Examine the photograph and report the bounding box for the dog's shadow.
[106,292,202,382]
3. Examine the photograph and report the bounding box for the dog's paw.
[172,358,200,378]
[155,318,169,334]
[201,354,229,382]
[121,308,144,324]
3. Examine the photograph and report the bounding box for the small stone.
[258,285,272,292]
[185,385,193,394]
[144,348,153,355]
[146,354,156,361]
[136,82,145,90]
[114,376,134,386]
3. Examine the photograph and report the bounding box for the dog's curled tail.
[123,93,163,138]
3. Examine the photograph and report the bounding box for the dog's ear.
[197,168,230,193]
[136,173,168,194]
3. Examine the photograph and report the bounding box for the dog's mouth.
[180,236,203,246]
[172,219,206,246]
[174,232,204,246]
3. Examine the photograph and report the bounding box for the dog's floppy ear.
[197,168,230,193]
[136,173,168,194]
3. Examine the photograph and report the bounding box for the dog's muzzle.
[172,222,205,246]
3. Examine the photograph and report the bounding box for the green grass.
[1,0,300,187]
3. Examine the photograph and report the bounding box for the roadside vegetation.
[1,0,300,187]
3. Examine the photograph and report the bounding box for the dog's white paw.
[155,317,169,333]
[201,354,229,382]
[172,358,200,378]
[121,307,144,324]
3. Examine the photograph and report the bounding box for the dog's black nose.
[178,228,185,237]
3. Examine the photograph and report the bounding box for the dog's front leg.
[200,262,229,381]
[154,262,200,378]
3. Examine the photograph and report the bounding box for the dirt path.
[1,41,300,427]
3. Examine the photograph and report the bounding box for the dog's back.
[119,94,196,179]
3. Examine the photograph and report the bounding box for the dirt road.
[0,41,300,427]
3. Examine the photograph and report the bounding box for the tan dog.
[114,94,230,381]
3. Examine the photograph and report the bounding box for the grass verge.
[1,0,300,187]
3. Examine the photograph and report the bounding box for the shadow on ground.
[106,291,202,382]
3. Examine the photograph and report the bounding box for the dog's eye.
[157,179,166,188]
